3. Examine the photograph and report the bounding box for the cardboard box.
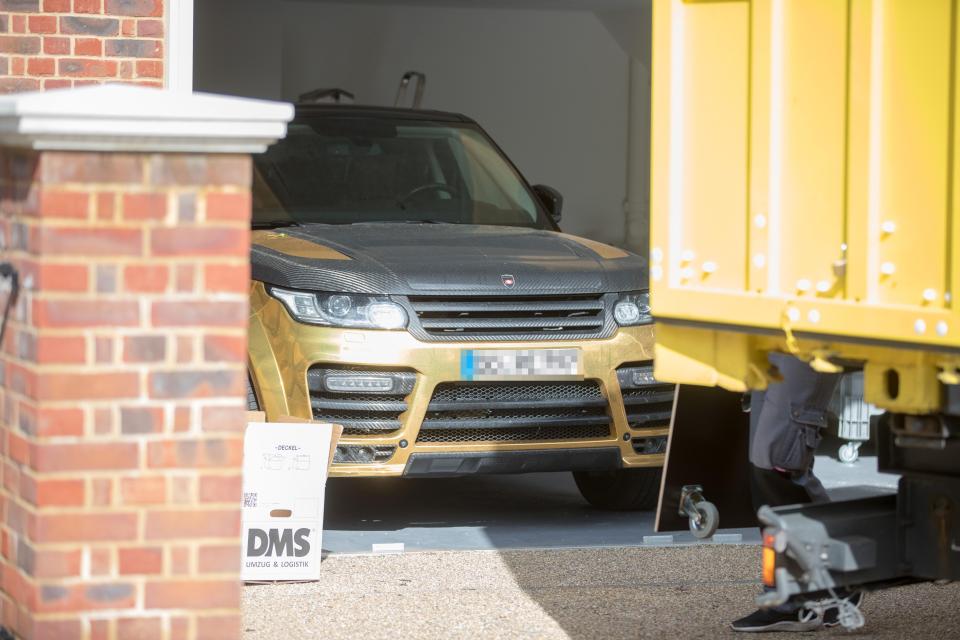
[241,414,342,582]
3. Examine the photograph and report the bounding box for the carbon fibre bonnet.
[251,223,647,295]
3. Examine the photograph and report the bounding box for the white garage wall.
[280,3,630,246]
[193,0,283,100]
[194,1,638,249]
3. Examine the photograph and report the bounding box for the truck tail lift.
[755,415,958,630]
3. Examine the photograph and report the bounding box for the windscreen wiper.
[252,219,301,229]
[349,219,454,225]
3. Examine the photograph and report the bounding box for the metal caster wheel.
[679,485,720,539]
[689,501,719,539]
[838,441,861,464]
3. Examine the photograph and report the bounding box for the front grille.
[617,363,675,454]
[430,380,604,407]
[407,294,612,341]
[417,381,611,443]
[622,389,675,428]
[308,365,414,436]
[630,435,668,455]
[418,424,611,443]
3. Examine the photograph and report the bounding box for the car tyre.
[572,467,662,511]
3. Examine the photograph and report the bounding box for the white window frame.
[165,0,194,93]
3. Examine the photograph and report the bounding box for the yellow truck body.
[650,0,960,413]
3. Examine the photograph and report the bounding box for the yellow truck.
[650,0,960,624]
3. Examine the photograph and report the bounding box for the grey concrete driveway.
[243,455,932,639]
[243,544,960,639]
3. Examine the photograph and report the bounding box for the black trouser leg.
[746,355,842,613]
[748,464,817,515]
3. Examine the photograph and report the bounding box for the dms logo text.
[246,528,311,557]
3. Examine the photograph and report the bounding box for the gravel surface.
[242,545,960,639]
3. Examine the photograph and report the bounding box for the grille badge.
[501,274,516,288]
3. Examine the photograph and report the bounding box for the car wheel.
[246,374,261,412]
[572,467,662,511]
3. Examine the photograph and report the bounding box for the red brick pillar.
[0,86,291,639]
[0,0,167,93]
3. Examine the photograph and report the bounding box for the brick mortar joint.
[3,360,247,371]
[10,218,250,227]
[34,183,240,190]
[27,609,243,621]
[28,294,251,303]
[17,331,247,342]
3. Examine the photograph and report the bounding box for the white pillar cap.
[0,84,294,153]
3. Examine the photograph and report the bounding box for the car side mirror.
[532,184,563,224]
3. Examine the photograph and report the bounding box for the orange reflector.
[762,533,776,587]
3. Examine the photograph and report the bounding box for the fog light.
[323,374,395,393]
[310,367,416,395]
[617,365,658,388]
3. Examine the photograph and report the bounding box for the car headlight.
[270,287,408,330]
[614,292,652,326]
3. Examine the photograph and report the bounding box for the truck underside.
[760,413,959,629]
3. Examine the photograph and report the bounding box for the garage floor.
[322,471,758,555]
[321,455,899,555]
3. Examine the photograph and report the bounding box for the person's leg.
[733,354,842,632]
[750,353,839,503]
[748,465,816,513]
[792,465,829,504]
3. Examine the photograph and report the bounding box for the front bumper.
[402,448,625,477]
[248,282,671,477]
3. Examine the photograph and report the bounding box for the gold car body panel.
[252,230,353,261]
[558,233,632,260]
[650,0,960,412]
[249,282,666,477]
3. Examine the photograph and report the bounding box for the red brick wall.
[0,149,251,639]
[0,0,165,93]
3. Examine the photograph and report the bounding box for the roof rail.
[297,88,355,104]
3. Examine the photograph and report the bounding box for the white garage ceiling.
[292,0,649,10]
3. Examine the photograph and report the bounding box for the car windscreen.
[251,117,547,228]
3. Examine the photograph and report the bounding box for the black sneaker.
[822,591,864,628]
[730,607,823,633]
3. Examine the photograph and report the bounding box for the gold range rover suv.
[246,103,674,509]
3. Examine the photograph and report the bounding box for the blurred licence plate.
[461,348,581,381]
